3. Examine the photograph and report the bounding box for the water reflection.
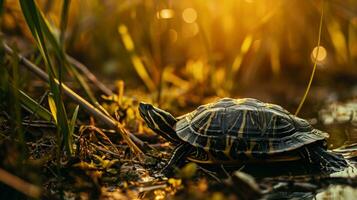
[315,165,357,200]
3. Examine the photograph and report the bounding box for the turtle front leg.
[161,143,192,176]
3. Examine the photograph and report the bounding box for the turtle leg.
[300,146,348,173]
[161,143,192,176]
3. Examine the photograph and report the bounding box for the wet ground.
[309,98,357,200]
[316,166,357,200]
[237,97,357,199]
[2,90,356,199]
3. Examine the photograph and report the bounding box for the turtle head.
[139,102,180,143]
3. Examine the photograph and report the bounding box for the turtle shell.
[175,98,328,161]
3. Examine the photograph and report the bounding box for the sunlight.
[311,46,327,62]
[182,22,199,38]
[157,9,175,19]
[2,1,356,199]
[118,25,134,51]
[182,8,197,23]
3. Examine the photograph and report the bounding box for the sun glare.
[182,8,197,23]
[157,9,175,19]
[311,46,327,62]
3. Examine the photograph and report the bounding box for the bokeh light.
[157,9,175,19]
[1,1,357,199]
[182,22,199,38]
[311,46,327,62]
[182,8,197,23]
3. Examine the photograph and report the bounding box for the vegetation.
[0,0,356,199]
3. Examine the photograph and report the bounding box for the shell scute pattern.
[175,98,327,156]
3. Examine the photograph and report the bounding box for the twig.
[21,119,150,154]
[22,120,56,128]
[3,42,144,157]
[136,184,167,193]
[81,125,120,154]
[0,168,42,199]
[66,55,113,96]
[90,143,121,158]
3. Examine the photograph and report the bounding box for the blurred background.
[1,1,357,198]
[2,0,357,115]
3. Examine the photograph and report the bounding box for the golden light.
[118,25,134,51]
[182,22,199,38]
[186,60,205,82]
[222,15,234,34]
[154,190,166,200]
[241,35,253,54]
[311,46,327,62]
[118,24,156,91]
[182,8,197,23]
[157,9,175,19]
[168,178,182,187]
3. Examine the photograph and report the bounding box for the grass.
[295,0,325,116]
[19,0,73,156]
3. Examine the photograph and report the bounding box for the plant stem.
[3,42,144,157]
[295,0,324,116]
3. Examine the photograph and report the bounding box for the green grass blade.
[21,0,98,108]
[60,0,70,46]
[36,3,99,106]
[19,0,73,155]
[4,42,144,157]
[69,105,79,137]
[19,89,53,122]
[47,94,58,124]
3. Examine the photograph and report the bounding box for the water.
[316,166,357,200]
[263,98,357,199]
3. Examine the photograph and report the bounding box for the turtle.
[139,98,347,175]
